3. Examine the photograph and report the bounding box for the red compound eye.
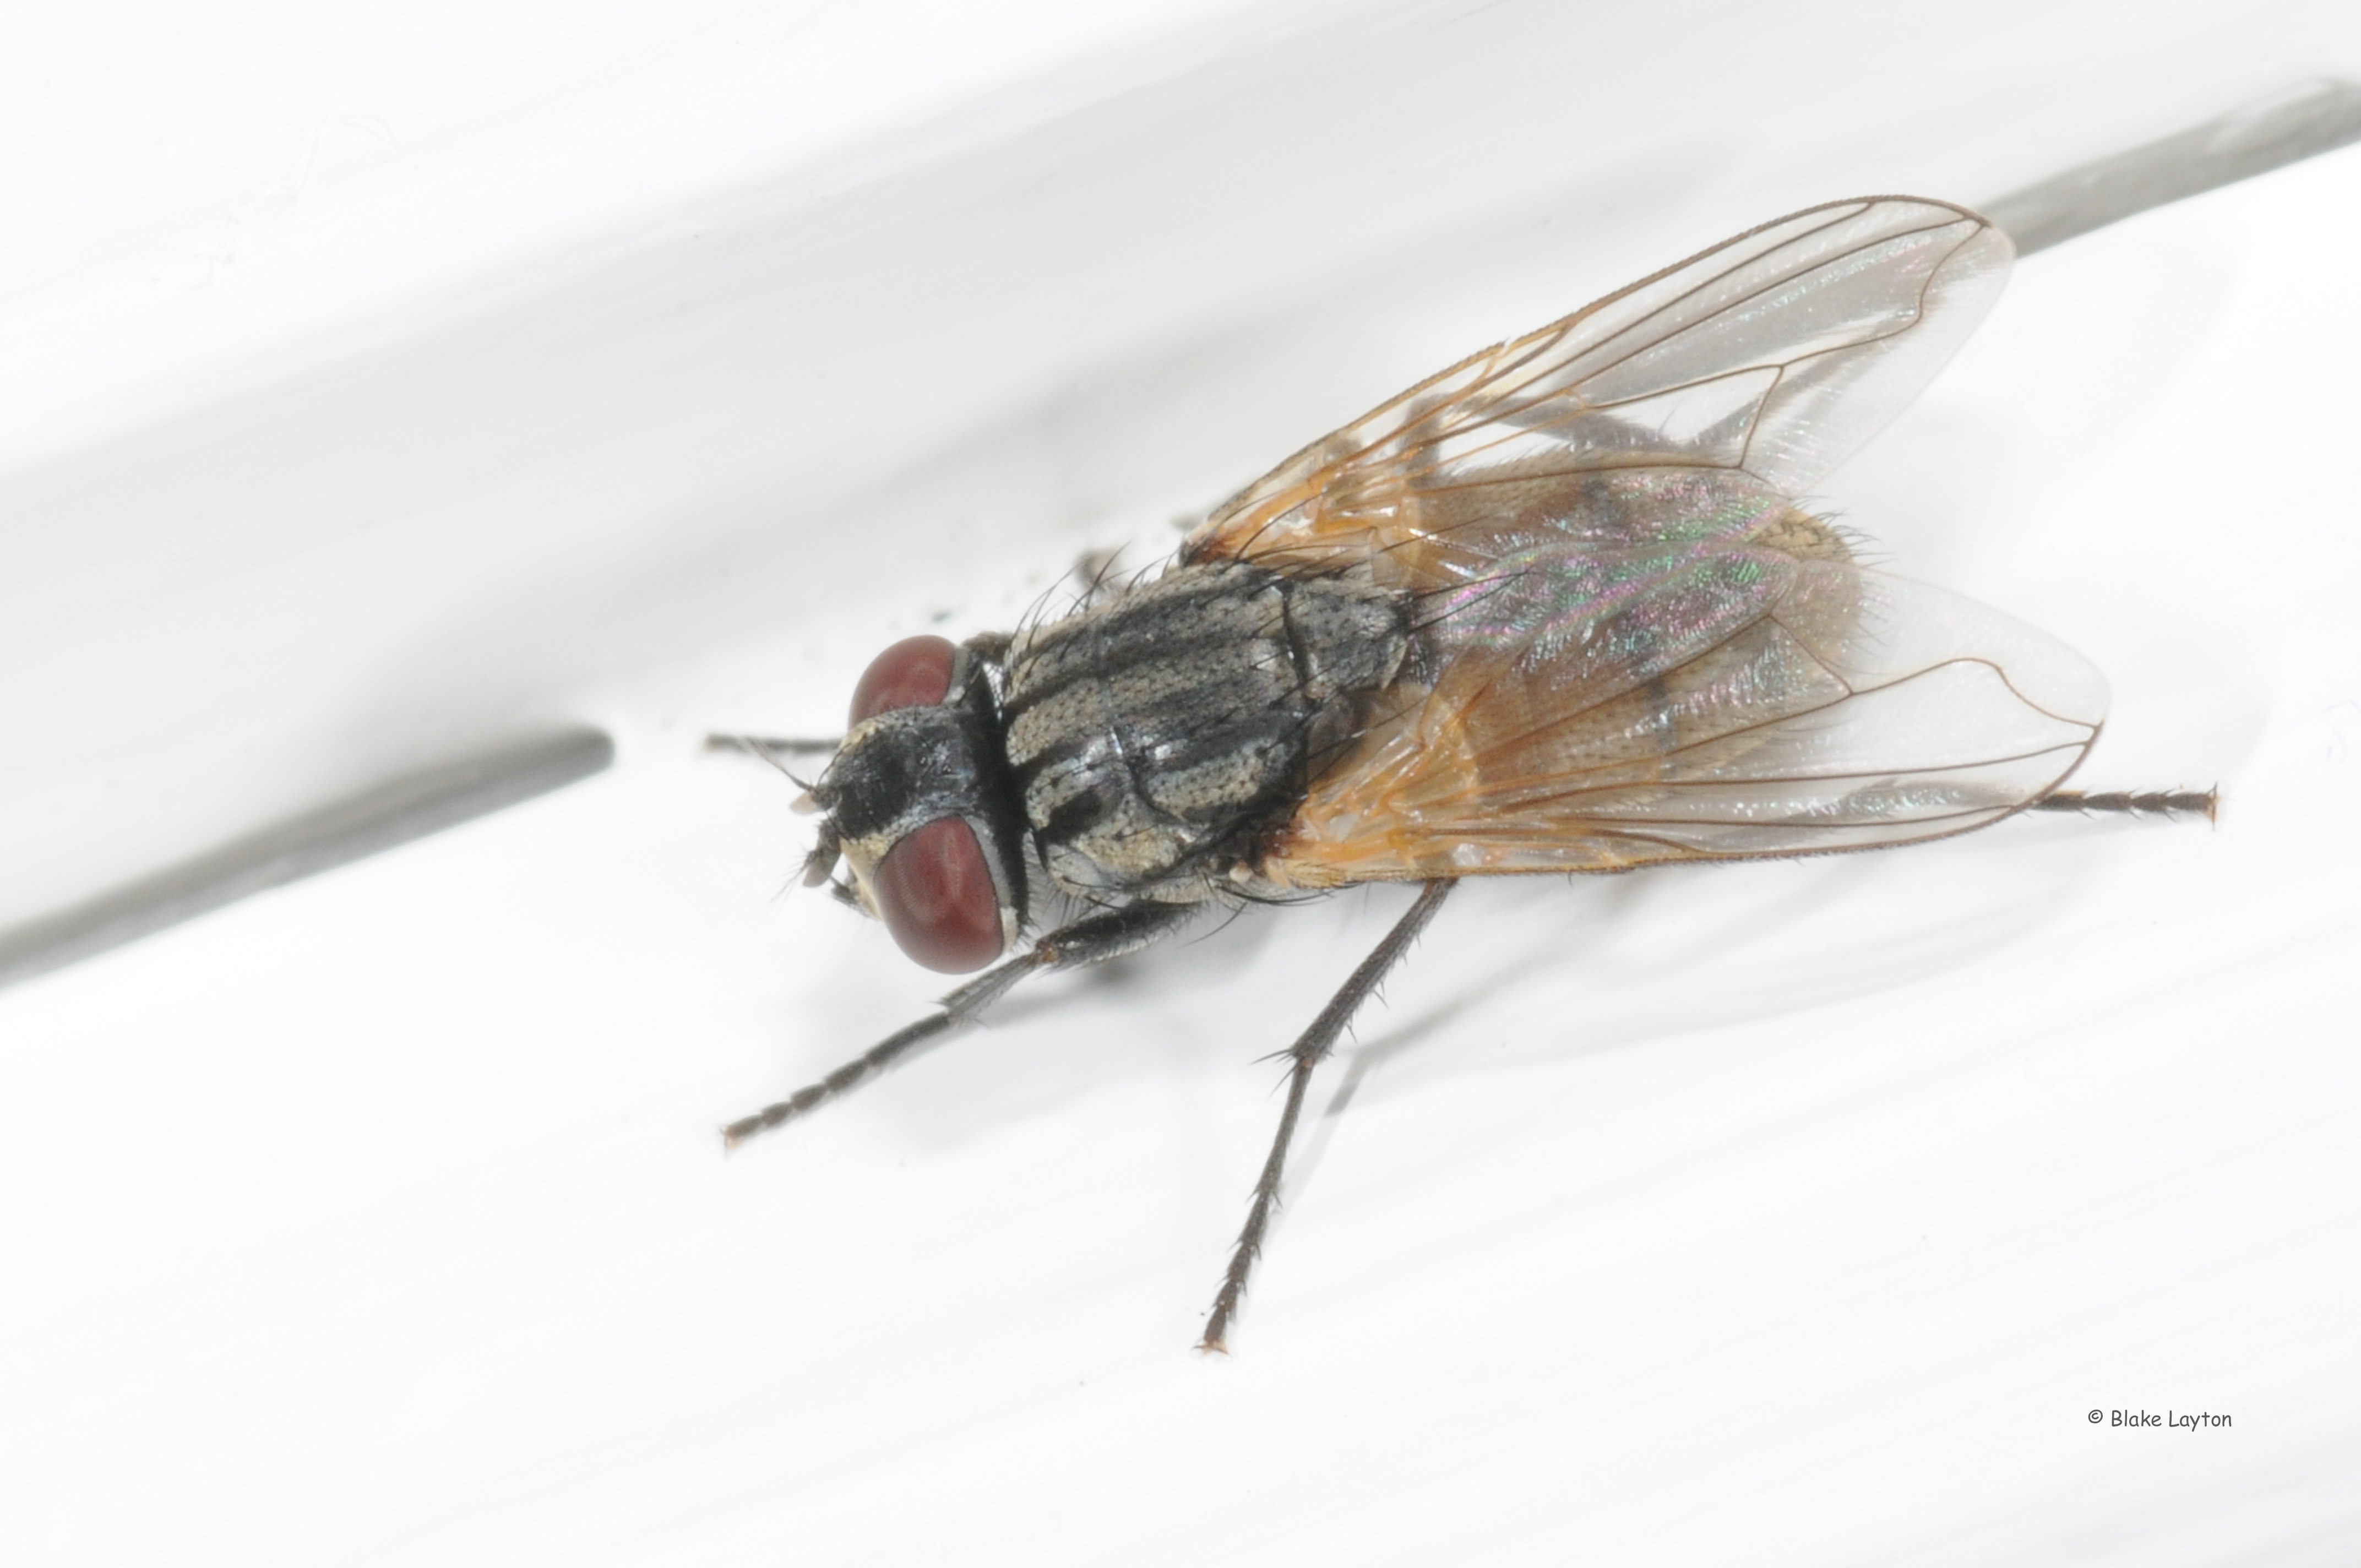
[873,816,1005,973]
[850,635,955,723]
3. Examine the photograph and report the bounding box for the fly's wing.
[1257,470,2104,885]
[1184,197,2011,581]
[1169,197,2098,885]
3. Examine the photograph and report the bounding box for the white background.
[3,2,2358,1561]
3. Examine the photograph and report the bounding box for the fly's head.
[802,635,1029,974]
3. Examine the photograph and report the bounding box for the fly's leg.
[705,733,842,759]
[2028,787,2218,823]
[1199,880,1457,1354]
[704,734,840,802]
[722,901,1193,1150]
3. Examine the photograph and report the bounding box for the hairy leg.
[722,901,1194,1149]
[2028,787,2218,822]
[1200,880,1457,1353]
[705,734,841,758]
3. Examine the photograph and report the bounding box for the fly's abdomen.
[1003,563,1407,897]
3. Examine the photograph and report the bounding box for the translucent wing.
[1254,469,2106,886]
[1184,197,2011,576]
[1168,196,2084,884]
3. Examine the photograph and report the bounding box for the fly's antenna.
[800,823,845,888]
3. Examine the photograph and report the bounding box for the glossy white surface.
[3,3,2358,1561]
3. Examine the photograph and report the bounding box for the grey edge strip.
[0,727,614,990]
[1983,78,2361,255]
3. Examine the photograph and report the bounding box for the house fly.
[714,197,2213,1352]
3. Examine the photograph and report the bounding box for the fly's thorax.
[999,562,1410,899]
